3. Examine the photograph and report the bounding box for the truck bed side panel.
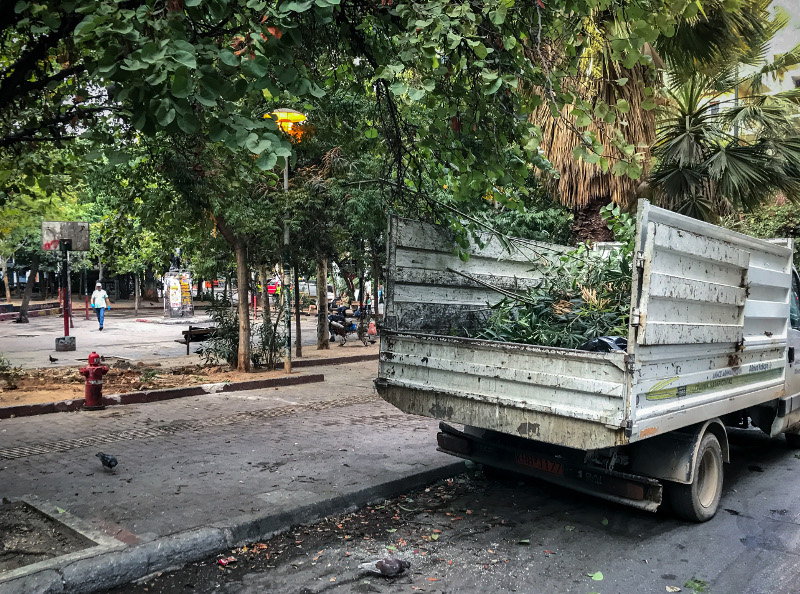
[630,202,792,440]
[384,217,569,335]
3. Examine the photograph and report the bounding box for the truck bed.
[377,203,794,452]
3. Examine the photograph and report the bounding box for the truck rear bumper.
[437,423,663,513]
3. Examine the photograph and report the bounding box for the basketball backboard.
[42,221,90,251]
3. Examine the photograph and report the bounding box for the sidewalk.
[0,361,462,593]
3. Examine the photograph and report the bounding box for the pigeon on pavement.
[358,557,411,577]
[48,355,58,363]
[96,452,118,472]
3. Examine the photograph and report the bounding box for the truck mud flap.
[437,423,662,512]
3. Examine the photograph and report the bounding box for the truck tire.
[668,432,723,522]
[785,432,800,449]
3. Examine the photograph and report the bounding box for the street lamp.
[270,108,306,373]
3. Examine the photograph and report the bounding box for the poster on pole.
[163,271,194,318]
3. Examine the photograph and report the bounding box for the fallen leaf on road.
[544,550,555,555]
[433,529,442,533]
[588,571,603,581]
[666,587,681,592]
[56,507,66,514]
[428,578,438,581]
[330,577,335,582]
[601,518,609,526]
[387,529,397,533]
[518,539,530,545]
[565,525,575,531]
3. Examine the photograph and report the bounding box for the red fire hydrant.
[80,352,109,410]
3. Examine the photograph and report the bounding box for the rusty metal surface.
[378,332,627,450]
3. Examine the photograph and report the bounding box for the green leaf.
[172,50,197,69]
[616,78,628,86]
[616,99,630,114]
[364,127,378,138]
[408,87,426,101]
[176,112,199,134]
[473,43,488,59]
[185,0,201,5]
[611,161,628,176]
[601,517,608,526]
[517,539,530,545]
[285,0,313,11]
[219,49,240,67]
[565,525,575,531]
[484,78,503,95]
[256,151,278,170]
[389,81,408,95]
[56,507,66,514]
[171,69,192,98]
[588,571,603,581]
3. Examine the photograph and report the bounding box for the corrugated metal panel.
[379,332,628,450]
[629,201,793,440]
[384,217,570,334]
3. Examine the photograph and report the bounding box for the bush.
[202,297,285,369]
[0,352,21,390]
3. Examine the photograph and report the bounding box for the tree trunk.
[196,278,203,300]
[259,266,271,325]
[98,258,104,281]
[1,256,11,302]
[16,254,40,323]
[42,270,49,300]
[143,266,159,301]
[134,273,140,315]
[233,242,251,371]
[215,215,251,372]
[371,242,381,321]
[316,257,329,350]
[294,262,302,358]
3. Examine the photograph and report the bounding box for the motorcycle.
[327,312,374,346]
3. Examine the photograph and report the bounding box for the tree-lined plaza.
[2,0,799,365]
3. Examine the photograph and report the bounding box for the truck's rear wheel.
[785,432,800,449]
[668,432,723,522]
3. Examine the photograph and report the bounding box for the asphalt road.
[109,427,800,594]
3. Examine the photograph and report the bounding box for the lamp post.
[271,108,306,373]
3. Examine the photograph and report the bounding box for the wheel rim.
[696,447,720,508]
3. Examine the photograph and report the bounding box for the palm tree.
[649,70,800,221]
[531,0,791,232]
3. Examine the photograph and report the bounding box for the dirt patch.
[0,501,95,572]
[0,341,378,408]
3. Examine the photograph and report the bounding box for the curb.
[293,353,377,368]
[0,462,466,593]
[0,374,324,420]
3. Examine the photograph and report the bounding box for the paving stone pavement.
[0,361,457,549]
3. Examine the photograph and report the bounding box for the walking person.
[91,282,111,330]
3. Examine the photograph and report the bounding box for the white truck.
[375,200,800,521]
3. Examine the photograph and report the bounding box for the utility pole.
[283,162,292,373]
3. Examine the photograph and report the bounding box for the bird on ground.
[96,452,118,472]
[358,557,411,577]
[48,355,58,363]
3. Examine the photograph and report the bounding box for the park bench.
[175,326,215,355]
